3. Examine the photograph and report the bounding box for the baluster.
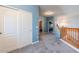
[73,28,75,45]
[63,28,64,39]
[73,28,76,45]
[78,29,79,42]
[66,28,67,41]
[61,28,63,39]
[71,28,73,42]
[69,28,70,42]
[73,28,74,39]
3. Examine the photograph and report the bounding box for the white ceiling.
[39,5,65,16]
[39,5,79,16]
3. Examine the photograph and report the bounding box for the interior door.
[0,6,32,52]
[19,11,32,46]
[39,21,42,32]
[0,6,18,52]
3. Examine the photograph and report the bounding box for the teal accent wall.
[42,16,47,32]
[43,16,54,32]
[10,5,39,42]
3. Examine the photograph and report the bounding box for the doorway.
[39,20,42,33]
[48,20,53,33]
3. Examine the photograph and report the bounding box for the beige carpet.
[9,33,77,53]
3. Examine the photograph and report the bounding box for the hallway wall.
[53,17,60,39]
[9,5,39,42]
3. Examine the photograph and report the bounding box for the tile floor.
[9,33,77,53]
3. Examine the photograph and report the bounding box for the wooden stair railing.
[60,27,79,48]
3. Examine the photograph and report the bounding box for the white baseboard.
[60,39,79,53]
[32,40,39,44]
[7,41,39,53]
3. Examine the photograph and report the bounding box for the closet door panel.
[0,6,18,52]
[0,6,32,52]
[21,11,32,46]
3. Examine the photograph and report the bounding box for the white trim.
[1,5,32,14]
[60,39,79,53]
[32,40,39,44]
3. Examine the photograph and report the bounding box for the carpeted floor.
[9,33,77,53]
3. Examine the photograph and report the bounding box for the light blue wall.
[53,17,60,39]
[10,5,39,42]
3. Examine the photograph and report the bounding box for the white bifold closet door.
[0,6,32,52]
[0,6,18,52]
[18,10,32,47]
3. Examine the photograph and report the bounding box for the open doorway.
[46,16,54,33]
[48,20,53,33]
[39,20,42,33]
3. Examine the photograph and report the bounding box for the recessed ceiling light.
[44,11,55,16]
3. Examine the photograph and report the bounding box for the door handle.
[0,32,2,34]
